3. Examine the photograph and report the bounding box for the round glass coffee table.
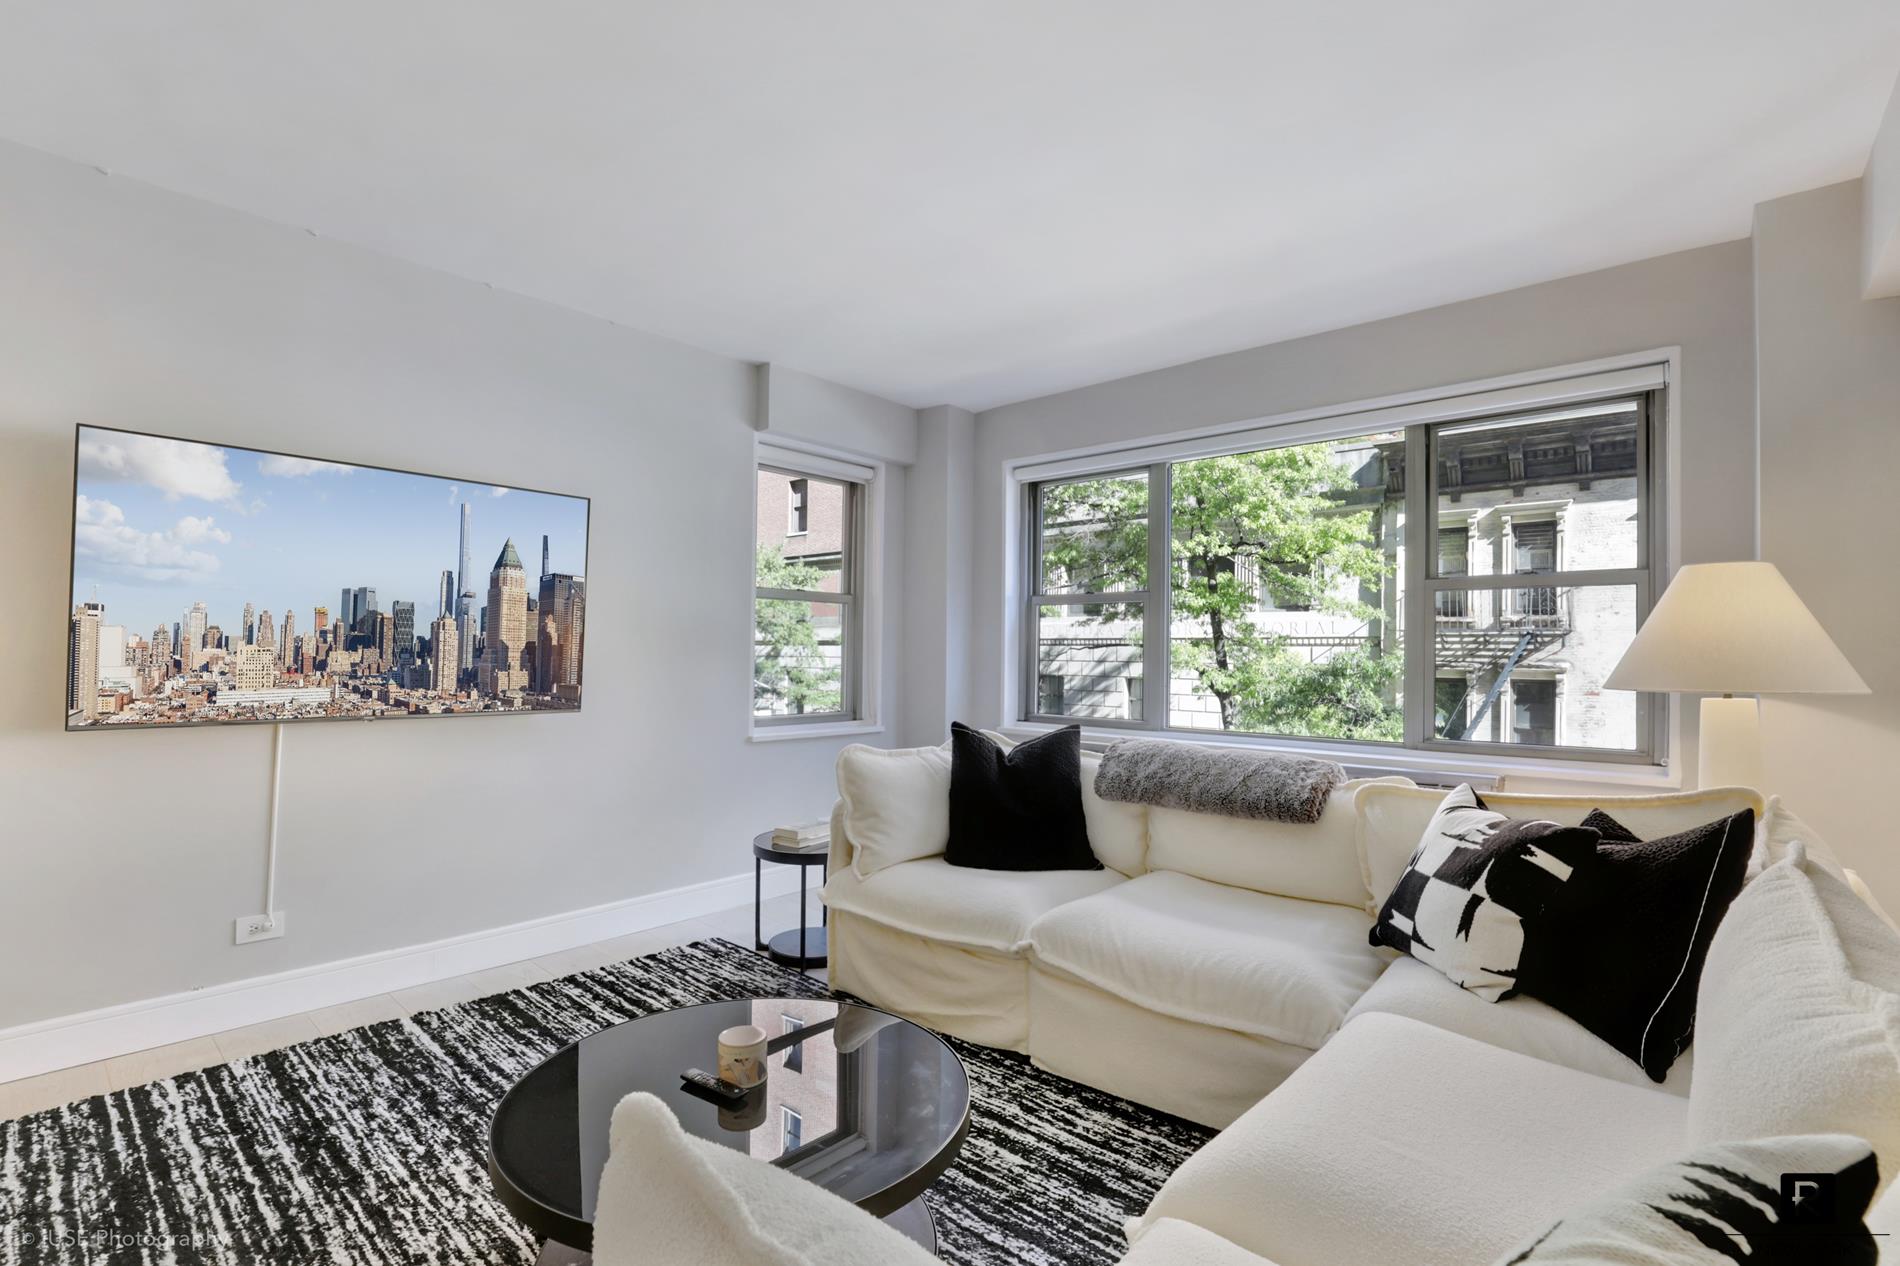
[489,998,970,1258]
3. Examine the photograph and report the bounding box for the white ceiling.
[1,3,1897,411]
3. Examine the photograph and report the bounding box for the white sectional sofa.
[822,739,1900,1264]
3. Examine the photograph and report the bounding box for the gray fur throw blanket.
[1093,739,1345,824]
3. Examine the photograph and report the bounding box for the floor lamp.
[1605,561,1868,789]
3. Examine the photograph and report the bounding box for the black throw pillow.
[1369,785,1601,1002]
[946,723,1099,871]
[1522,806,1755,1083]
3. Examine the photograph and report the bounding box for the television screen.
[67,425,589,730]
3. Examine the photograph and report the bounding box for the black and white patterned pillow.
[1496,1133,1878,1264]
[1369,785,1600,1001]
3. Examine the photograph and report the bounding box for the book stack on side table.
[770,821,830,853]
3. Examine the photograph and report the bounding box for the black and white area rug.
[0,940,1212,1265]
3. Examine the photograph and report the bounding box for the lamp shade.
[1605,561,1868,695]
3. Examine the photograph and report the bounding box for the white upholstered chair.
[590,1091,940,1266]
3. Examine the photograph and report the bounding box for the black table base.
[753,832,830,969]
[763,925,828,969]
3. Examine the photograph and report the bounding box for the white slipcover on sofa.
[825,741,1766,1128]
[822,738,1900,1264]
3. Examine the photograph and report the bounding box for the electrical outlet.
[235,911,287,945]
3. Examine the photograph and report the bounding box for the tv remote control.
[680,1068,750,1104]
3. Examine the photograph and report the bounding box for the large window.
[1024,393,1659,761]
[755,463,862,723]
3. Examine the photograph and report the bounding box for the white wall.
[902,405,975,746]
[0,141,914,1030]
[967,240,1759,784]
[1863,75,1900,300]
[1756,179,1900,904]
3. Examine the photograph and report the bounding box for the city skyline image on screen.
[66,425,588,730]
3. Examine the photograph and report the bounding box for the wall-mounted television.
[67,425,589,730]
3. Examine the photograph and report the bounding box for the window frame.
[1022,462,1170,732]
[1410,394,1661,762]
[1019,388,1665,766]
[753,460,865,728]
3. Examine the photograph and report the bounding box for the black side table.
[752,831,828,968]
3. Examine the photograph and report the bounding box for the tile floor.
[0,890,818,1122]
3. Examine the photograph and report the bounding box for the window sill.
[749,719,884,743]
[1000,721,1681,791]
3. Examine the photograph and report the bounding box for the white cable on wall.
[264,722,284,927]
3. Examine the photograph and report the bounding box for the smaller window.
[782,1107,803,1153]
[781,1015,804,1073]
[1037,673,1066,714]
[1513,520,1558,574]
[1435,527,1469,618]
[756,465,861,723]
[788,479,810,536]
[1435,676,1471,741]
[1512,679,1558,746]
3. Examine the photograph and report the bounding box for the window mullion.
[1402,425,1432,747]
[1146,461,1170,731]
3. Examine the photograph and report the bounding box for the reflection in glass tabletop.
[488,998,971,1252]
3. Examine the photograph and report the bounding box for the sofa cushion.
[1130,1012,1690,1266]
[1344,956,1693,1094]
[1147,777,1411,908]
[1753,793,1848,881]
[1082,751,1149,876]
[836,742,953,878]
[1356,783,1764,919]
[824,856,1124,953]
[1120,1219,1280,1266]
[1027,871,1385,1050]
[1690,843,1900,1197]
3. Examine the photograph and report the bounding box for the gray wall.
[1756,179,1900,905]
[0,141,913,1028]
[902,406,975,746]
[967,239,1760,785]
[1864,77,1900,299]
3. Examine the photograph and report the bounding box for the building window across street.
[788,478,809,536]
[781,1014,804,1073]
[755,461,863,723]
[782,1106,803,1154]
[1023,390,1659,762]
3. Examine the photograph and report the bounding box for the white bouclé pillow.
[1495,1133,1879,1263]
[836,743,953,878]
[1080,750,1148,876]
[1690,842,1900,1196]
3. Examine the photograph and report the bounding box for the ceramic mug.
[717,1024,768,1088]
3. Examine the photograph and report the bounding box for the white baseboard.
[0,864,806,1083]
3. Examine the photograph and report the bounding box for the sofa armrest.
[1846,867,1900,934]
[827,800,854,875]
